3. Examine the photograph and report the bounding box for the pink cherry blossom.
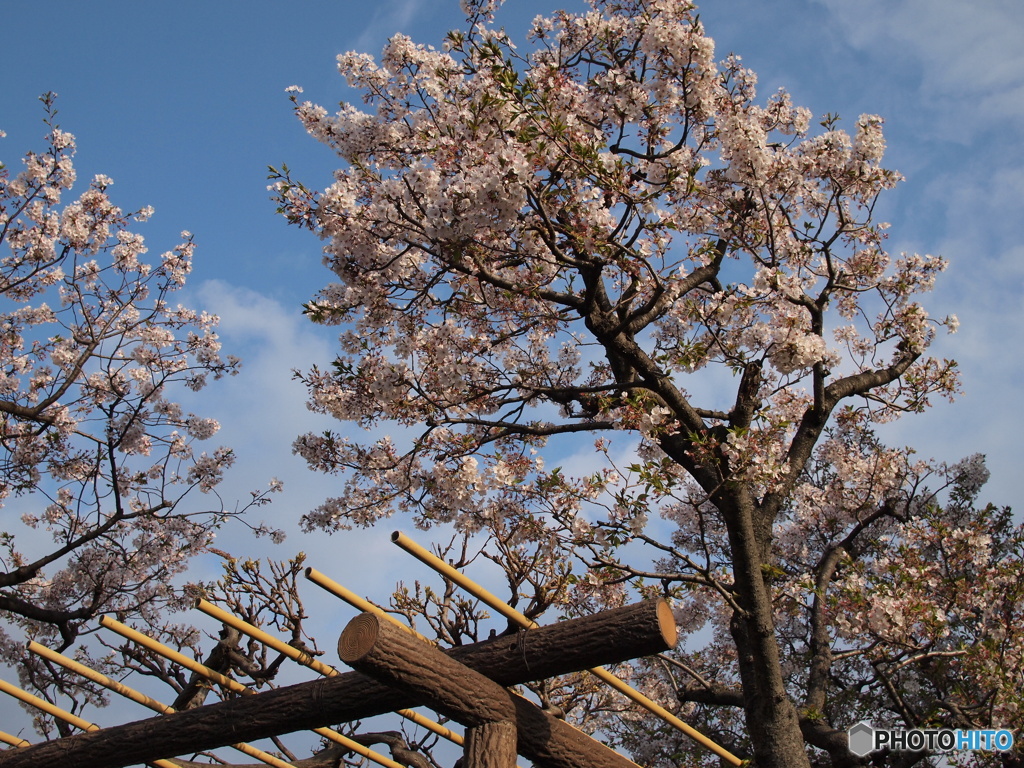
[272,3,996,766]
[1,94,279,675]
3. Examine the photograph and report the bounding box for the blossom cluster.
[278,0,957,533]
[273,2,982,762]
[0,95,281,675]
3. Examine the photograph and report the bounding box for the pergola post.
[464,721,518,768]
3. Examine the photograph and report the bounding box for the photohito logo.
[848,721,1015,757]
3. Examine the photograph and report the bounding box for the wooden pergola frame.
[0,599,674,767]
[0,531,741,767]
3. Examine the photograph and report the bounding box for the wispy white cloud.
[885,161,1024,508]
[183,280,404,586]
[801,0,1024,509]
[348,0,433,56]
[813,0,1024,129]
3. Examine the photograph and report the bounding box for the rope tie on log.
[312,678,326,709]
[514,629,531,674]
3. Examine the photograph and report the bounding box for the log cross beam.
[340,612,639,768]
[0,599,677,768]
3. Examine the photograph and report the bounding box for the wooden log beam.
[340,613,518,727]
[340,613,639,768]
[0,599,675,768]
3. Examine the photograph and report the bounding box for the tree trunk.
[723,489,812,768]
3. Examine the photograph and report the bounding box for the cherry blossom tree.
[267,0,1017,764]
[0,94,281,705]
[596,448,1023,768]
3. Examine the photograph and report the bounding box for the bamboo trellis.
[0,529,739,767]
[390,531,743,766]
[0,676,180,768]
[98,615,405,768]
[193,597,465,748]
[27,641,295,768]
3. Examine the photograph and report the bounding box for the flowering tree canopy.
[0,94,281,703]
[271,1,1024,766]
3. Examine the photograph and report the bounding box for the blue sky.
[2,0,1023,760]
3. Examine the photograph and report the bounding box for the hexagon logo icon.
[848,721,875,757]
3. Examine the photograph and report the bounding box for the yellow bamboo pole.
[0,677,179,768]
[312,727,405,768]
[99,615,402,768]
[305,567,431,643]
[194,599,338,677]
[0,731,30,748]
[28,641,175,714]
[196,597,465,748]
[391,530,744,766]
[0,677,97,731]
[100,615,250,695]
[302,568,466,747]
[27,642,294,768]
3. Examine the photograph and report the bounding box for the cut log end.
[655,599,678,649]
[338,613,381,664]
